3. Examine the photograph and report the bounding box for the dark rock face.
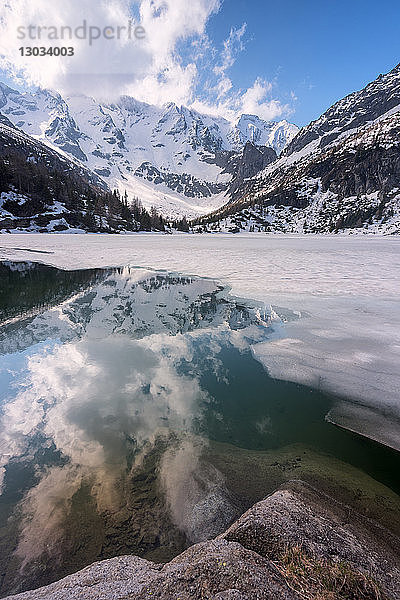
[238,143,277,178]
[44,116,88,163]
[225,142,277,200]
[310,147,400,198]
[0,84,88,164]
[0,123,139,233]
[0,113,16,129]
[135,161,227,198]
[258,115,400,213]
[0,120,106,191]
[6,482,399,600]
[133,141,276,200]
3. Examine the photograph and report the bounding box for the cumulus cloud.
[240,78,291,121]
[0,0,220,101]
[0,0,295,122]
[191,76,292,123]
[0,0,294,121]
[125,0,221,105]
[6,333,207,563]
[0,0,145,98]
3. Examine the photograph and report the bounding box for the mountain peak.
[198,63,400,235]
[285,62,400,158]
[0,81,298,218]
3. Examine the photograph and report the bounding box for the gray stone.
[5,481,400,600]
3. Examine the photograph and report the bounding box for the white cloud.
[240,77,290,121]
[0,1,145,97]
[7,334,207,563]
[213,23,247,76]
[0,0,220,101]
[191,77,292,123]
[0,0,295,122]
[125,0,220,104]
[190,25,293,123]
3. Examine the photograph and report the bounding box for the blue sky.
[0,0,399,126]
[205,0,400,125]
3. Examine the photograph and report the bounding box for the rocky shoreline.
[5,481,400,600]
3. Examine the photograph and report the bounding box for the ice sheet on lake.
[1,233,400,450]
[253,295,400,450]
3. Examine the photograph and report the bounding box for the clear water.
[0,262,399,596]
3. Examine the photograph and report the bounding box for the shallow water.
[0,262,399,596]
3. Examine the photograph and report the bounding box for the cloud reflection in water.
[0,264,271,571]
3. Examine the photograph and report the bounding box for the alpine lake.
[0,261,399,596]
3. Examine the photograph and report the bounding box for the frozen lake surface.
[1,232,400,450]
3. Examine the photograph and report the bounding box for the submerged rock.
[5,481,400,600]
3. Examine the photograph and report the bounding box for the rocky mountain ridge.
[0,117,168,233]
[0,83,298,218]
[2,64,400,233]
[196,63,400,234]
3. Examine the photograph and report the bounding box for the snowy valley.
[0,83,297,219]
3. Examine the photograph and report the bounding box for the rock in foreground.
[5,482,400,600]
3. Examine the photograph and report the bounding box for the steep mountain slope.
[0,116,164,233]
[220,141,278,198]
[285,64,400,158]
[198,63,400,234]
[0,82,298,218]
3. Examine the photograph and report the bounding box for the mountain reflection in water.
[0,263,271,595]
[0,262,399,598]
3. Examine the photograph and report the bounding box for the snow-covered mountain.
[0,116,149,233]
[230,114,297,154]
[0,264,268,355]
[0,83,298,218]
[199,63,400,234]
